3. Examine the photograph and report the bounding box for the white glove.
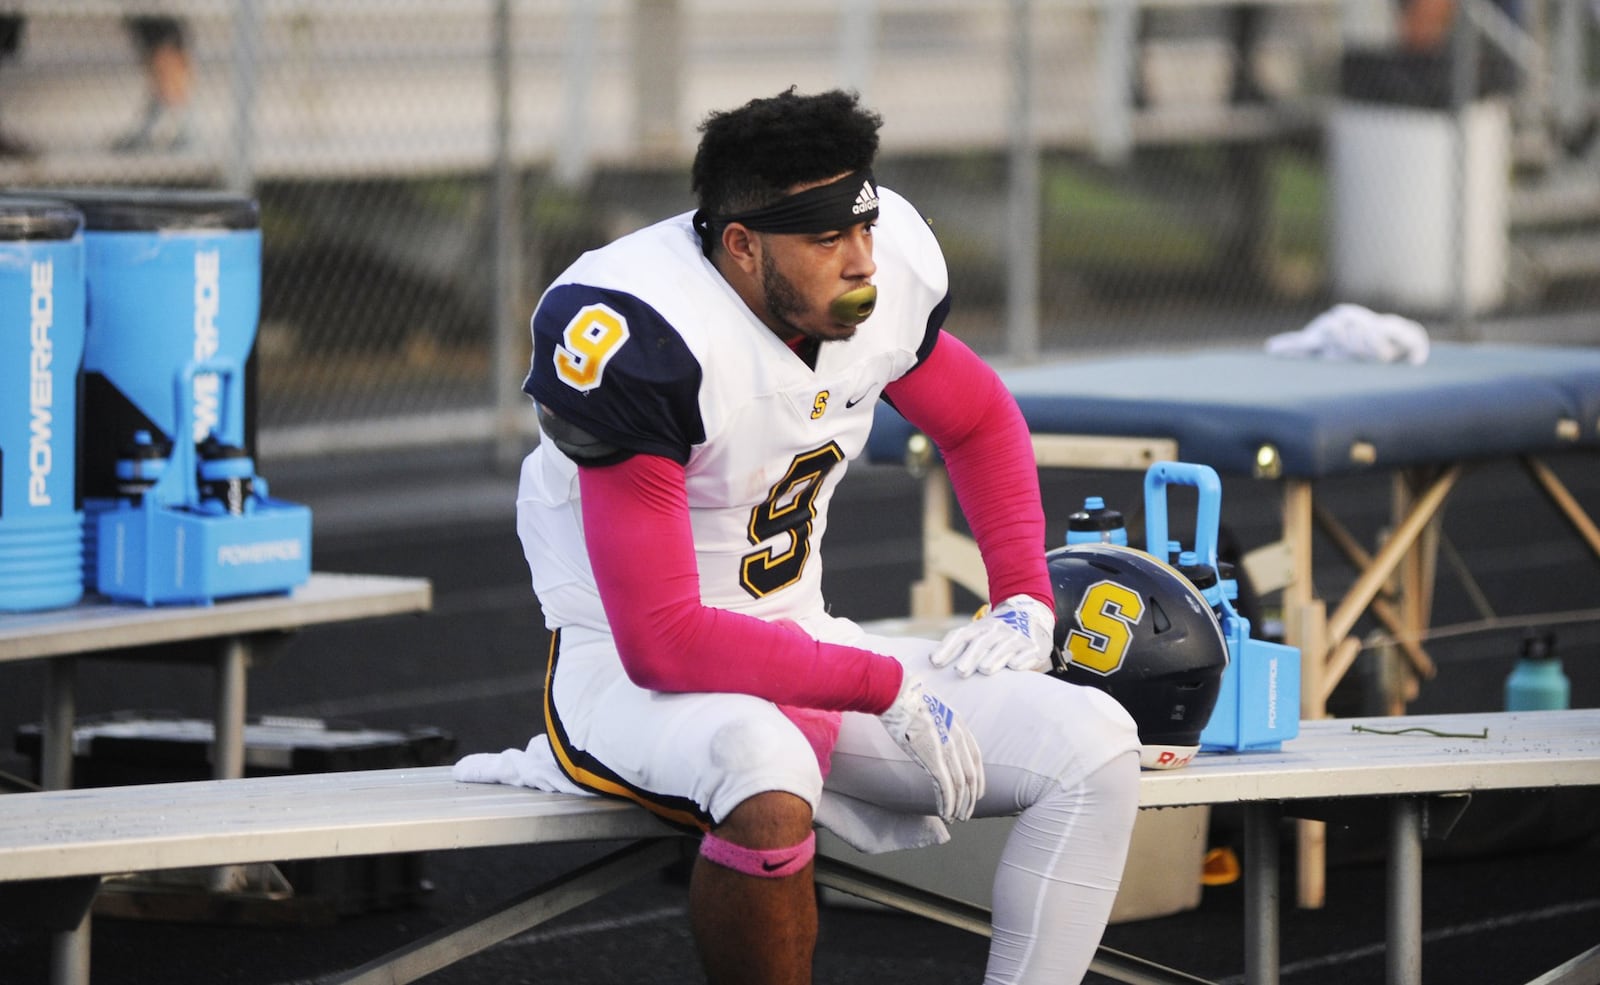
[929,594,1055,677]
[878,674,984,823]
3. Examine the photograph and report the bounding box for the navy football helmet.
[1045,543,1228,769]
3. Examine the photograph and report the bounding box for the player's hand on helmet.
[929,594,1055,677]
[878,673,984,823]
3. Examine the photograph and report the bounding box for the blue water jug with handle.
[1144,461,1300,752]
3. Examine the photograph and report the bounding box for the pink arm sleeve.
[577,455,904,714]
[883,331,1052,609]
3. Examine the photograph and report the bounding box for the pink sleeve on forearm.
[883,331,1052,608]
[577,455,904,714]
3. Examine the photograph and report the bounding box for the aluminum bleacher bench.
[0,763,1208,985]
[0,768,687,985]
[3,711,1600,985]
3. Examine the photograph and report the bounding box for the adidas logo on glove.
[922,692,954,743]
[995,609,1031,635]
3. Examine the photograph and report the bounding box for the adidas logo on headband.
[698,170,880,254]
[852,179,879,216]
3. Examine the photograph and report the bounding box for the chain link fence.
[0,0,1595,460]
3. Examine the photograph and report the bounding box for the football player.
[513,88,1141,984]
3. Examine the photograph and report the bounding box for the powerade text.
[28,260,55,507]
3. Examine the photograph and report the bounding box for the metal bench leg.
[42,657,77,791]
[213,637,249,781]
[48,910,90,985]
[1244,802,1280,985]
[1387,797,1423,985]
[329,838,685,985]
[209,637,253,894]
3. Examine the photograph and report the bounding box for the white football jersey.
[517,186,949,630]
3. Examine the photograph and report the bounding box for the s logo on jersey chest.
[554,303,629,392]
[811,391,829,419]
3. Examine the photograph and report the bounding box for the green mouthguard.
[830,285,877,326]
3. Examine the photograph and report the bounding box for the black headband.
[694,170,879,257]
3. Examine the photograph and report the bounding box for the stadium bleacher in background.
[0,0,1594,457]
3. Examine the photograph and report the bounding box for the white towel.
[453,737,950,855]
[1265,303,1430,365]
[452,734,588,794]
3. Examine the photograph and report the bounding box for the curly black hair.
[691,87,882,221]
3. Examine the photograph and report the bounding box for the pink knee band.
[698,830,815,879]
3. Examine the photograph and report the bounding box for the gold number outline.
[739,443,845,598]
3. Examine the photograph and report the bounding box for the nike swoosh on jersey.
[844,393,871,408]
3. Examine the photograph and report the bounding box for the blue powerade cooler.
[55,189,310,606]
[0,197,87,612]
[1142,461,1300,752]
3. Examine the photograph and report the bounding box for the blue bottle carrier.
[1142,461,1300,752]
[95,358,311,606]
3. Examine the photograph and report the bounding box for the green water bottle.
[1504,630,1570,711]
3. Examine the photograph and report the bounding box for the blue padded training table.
[869,341,1600,479]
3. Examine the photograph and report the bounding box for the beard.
[760,249,857,343]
